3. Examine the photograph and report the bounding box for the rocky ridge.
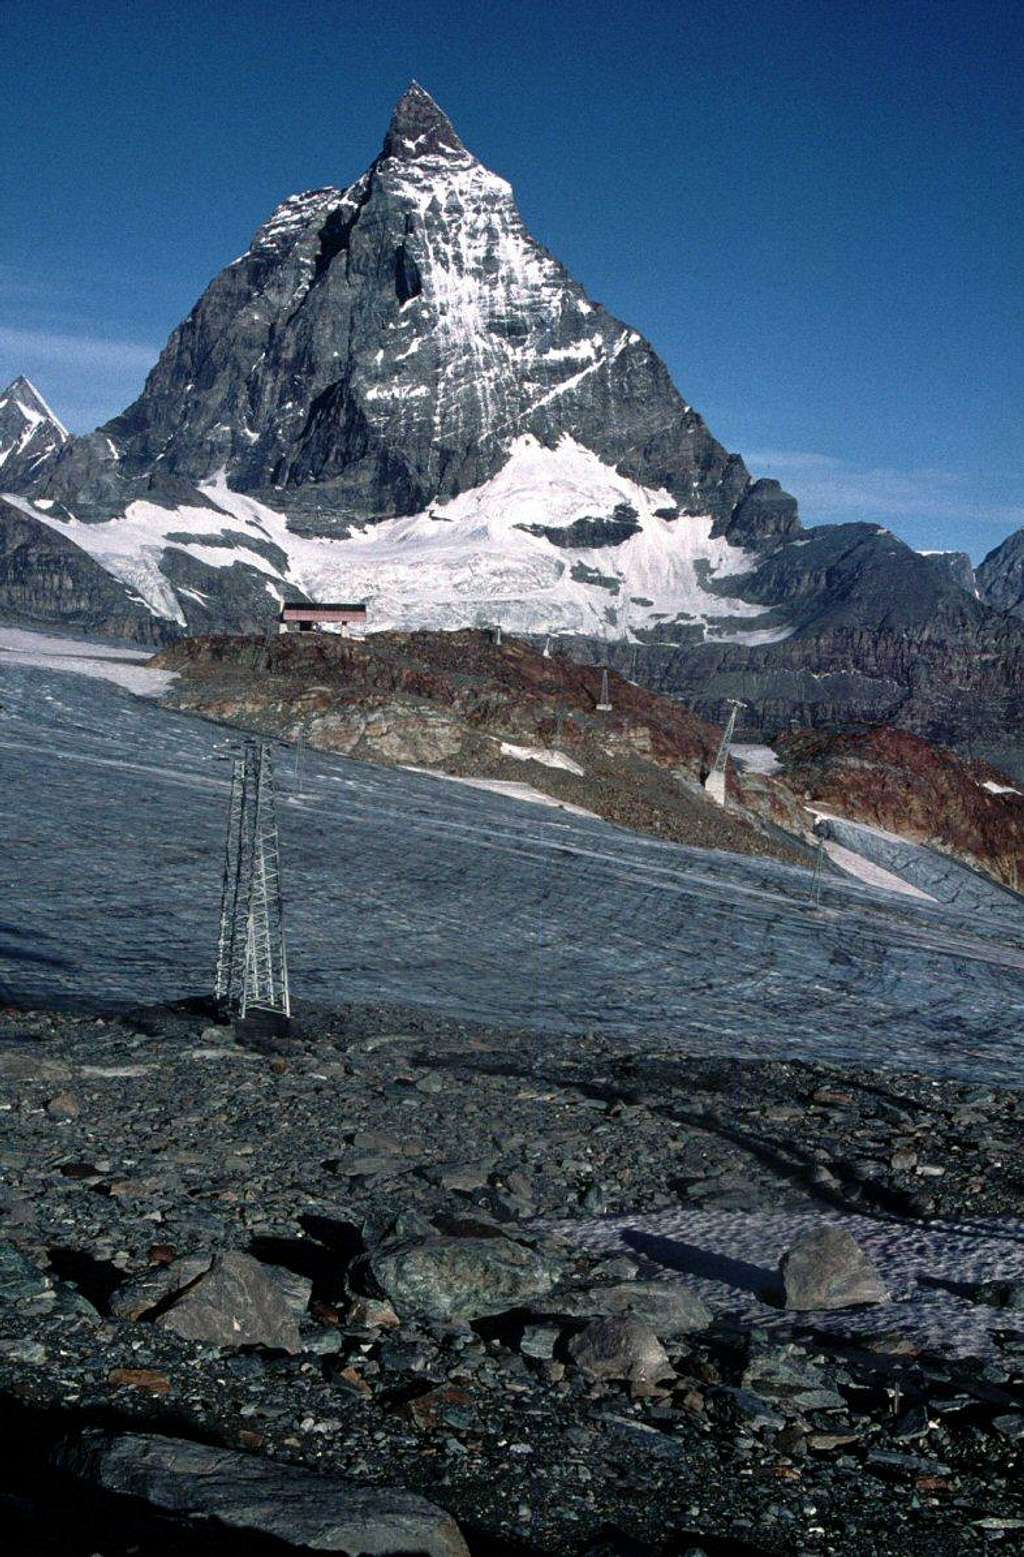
[152,627,809,866]
[152,627,1024,892]
[978,528,1024,620]
[762,724,1024,891]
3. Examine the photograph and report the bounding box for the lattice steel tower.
[710,700,743,776]
[215,740,290,1019]
[704,698,744,806]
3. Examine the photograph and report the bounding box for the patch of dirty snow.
[821,840,935,901]
[498,740,585,776]
[731,743,781,776]
[0,626,175,696]
[404,766,597,816]
[546,1206,1024,1359]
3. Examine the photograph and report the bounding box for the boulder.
[51,1430,469,1555]
[154,1252,303,1351]
[0,1242,53,1306]
[369,1234,560,1321]
[741,1342,847,1410]
[568,1316,673,1382]
[112,1251,310,1337]
[46,1090,81,1118]
[110,1255,211,1320]
[780,1225,889,1310]
[550,1280,711,1335]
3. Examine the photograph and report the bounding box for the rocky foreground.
[2,1000,1023,1555]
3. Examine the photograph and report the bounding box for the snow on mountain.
[0,376,69,489]
[0,83,812,642]
[4,434,789,642]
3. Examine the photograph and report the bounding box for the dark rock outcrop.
[921,549,976,596]
[978,527,1024,618]
[767,723,1024,891]
[51,1430,471,1555]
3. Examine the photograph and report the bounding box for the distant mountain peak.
[1,375,68,435]
[382,81,467,162]
[0,375,69,485]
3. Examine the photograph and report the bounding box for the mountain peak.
[0,375,67,433]
[382,82,466,162]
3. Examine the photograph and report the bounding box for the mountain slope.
[977,528,1024,618]
[1,84,809,644]
[28,85,784,542]
[0,496,169,643]
[153,627,805,864]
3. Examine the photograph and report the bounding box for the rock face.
[0,377,68,490]
[52,1430,470,1556]
[0,84,803,646]
[780,1226,889,1311]
[921,549,977,596]
[567,551,1024,775]
[28,86,767,537]
[0,495,169,642]
[369,1232,561,1320]
[153,1252,304,1351]
[978,528,1024,619]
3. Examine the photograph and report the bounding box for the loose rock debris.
[1,1000,1023,1554]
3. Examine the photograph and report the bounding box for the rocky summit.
[0,377,68,491]
[0,84,805,651]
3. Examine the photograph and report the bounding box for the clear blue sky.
[2,0,1021,559]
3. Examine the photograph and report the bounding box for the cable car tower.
[704,698,744,806]
[215,740,290,1024]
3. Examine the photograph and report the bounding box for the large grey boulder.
[109,1255,212,1320]
[568,1316,673,1383]
[780,1225,889,1311]
[153,1252,303,1351]
[369,1234,561,1321]
[51,1430,470,1555]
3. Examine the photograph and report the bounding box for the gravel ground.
[1,1000,1023,1555]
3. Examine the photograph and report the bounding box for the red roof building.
[279,603,367,635]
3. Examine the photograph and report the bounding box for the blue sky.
[2,0,1021,559]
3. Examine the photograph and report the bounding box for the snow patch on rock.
[498,741,585,775]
